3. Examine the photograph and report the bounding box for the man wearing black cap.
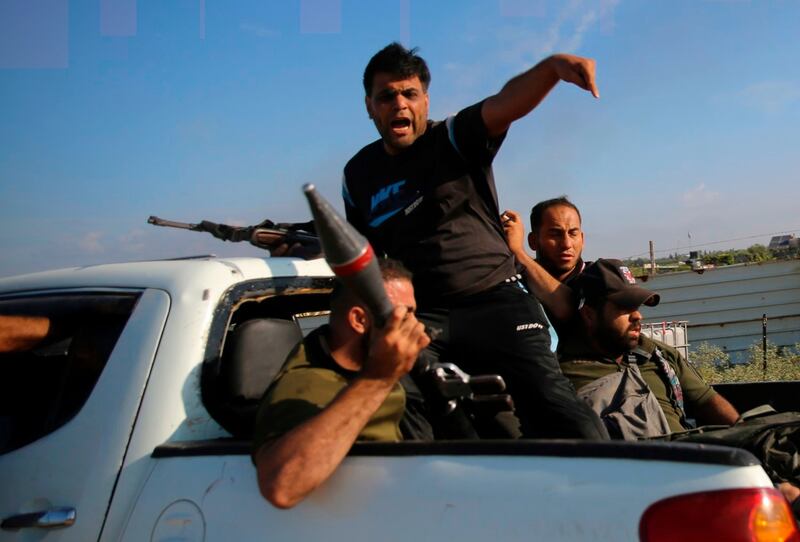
[560,259,800,512]
[560,258,739,436]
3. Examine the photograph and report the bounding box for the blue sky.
[1,0,799,277]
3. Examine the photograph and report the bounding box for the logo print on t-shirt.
[516,322,544,332]
[404,196,423,215]
[368,180,418,227]
[370,180,406,211]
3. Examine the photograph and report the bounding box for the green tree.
[692,342,731,382]
[706,252,734,266]
[746,244,771,262]
[692,340,800,383]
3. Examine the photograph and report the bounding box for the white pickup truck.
[0,255,795,542]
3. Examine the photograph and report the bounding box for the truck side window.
[0,293,139,454]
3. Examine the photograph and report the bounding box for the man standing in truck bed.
[342,43,606,440]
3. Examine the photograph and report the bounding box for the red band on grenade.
[332,244,374,277]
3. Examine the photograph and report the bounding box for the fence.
[641,321,689,361]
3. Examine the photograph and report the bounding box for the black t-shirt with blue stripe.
[343,101,515,305]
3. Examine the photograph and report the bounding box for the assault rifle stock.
[147,216,320,252]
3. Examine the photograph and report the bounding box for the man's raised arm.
[502,210,575,324]
[482,54,598,138]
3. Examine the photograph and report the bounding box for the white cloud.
[682,182,720,208]
[239,22,280,39]
[738,81,800,114]
[550,0,619,54]
[498,0,619,66]
[436,0,619,109]
[78,232,104,254]
[561,6,603,53]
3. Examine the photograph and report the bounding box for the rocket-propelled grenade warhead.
[302,183,394,327]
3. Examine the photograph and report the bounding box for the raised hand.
[501,209,527,257]
[363,306,430,383]
[548,53,599,98]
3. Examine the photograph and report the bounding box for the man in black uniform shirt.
[342,43,607,439]
[502,197,587,345]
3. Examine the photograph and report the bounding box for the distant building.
[642,263,681,272]
[768,234,799,250]
[640,259,800,363]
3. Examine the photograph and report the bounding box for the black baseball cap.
[577,259,660,309]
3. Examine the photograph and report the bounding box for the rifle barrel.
[147,216,202,231]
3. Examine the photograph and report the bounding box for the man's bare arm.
[254,307,429,509]
[694,393,739,426]
[256,231,323,260]
[255,376,400,509]
[502,210,575,324]
[482,54,598,138]
[0,315,50,353]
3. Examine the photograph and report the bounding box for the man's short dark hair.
[530,196,582,233]
[330,257,413,309]
[363,42,431,96]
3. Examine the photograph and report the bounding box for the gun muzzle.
[302,183,394,327]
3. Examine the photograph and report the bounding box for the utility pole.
[762,313,768,376]
[649,241,656,276]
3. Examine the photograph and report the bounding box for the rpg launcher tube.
[302,183,394,327]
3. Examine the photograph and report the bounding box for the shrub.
[691,340,800,383]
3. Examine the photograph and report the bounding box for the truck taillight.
[640,488,800,542]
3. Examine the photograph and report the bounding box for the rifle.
[147,216,320,252]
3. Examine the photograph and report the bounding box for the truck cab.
[0,256,794,542]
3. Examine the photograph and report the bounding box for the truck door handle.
[1,507,76,530]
